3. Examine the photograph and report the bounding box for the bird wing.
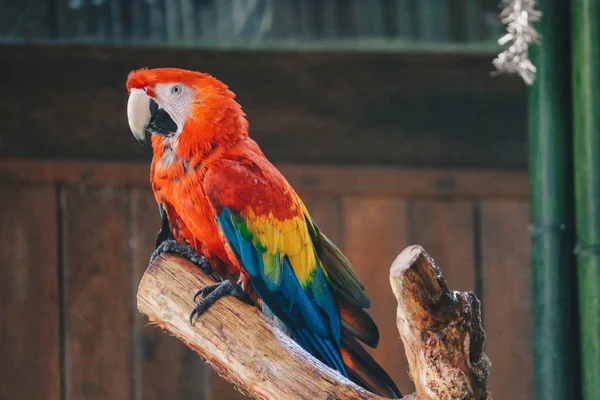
[202,157,356,374]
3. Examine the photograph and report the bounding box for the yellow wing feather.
[242,205,318,287]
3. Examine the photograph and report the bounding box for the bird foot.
[189,280,252,324]
[150,239,213,275]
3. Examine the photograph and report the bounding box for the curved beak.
[127,88,153,145]
[127,88,179,146]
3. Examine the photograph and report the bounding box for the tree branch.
[137,246,490,399]
[390,245,491,400]
[137,254,384,399]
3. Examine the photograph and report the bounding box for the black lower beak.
[146,98,178,138]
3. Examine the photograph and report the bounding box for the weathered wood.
[0,185,60,400]
[0,45,525,168]
[137,254,384,400]
[481,200,532,400]
[0,160,529,198]
[63,187,132,399]
[390,245,490,400]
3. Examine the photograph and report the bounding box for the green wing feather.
[303,209,370,309]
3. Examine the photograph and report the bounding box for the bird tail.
[293,328,348,377]
[264,301,401,398]
[340,331,402,399]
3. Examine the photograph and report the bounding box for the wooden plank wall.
[0,46,526,169]
[0,161,531,400]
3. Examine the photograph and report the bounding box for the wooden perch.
[137,254,383,399]
[137,246,490,400]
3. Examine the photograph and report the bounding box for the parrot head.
[125,67,247,152]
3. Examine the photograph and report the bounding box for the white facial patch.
[153,82,195,135]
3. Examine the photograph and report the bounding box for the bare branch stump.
[390,245,491,400]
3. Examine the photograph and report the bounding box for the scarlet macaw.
[126,68,400,398]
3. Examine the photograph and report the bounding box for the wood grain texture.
[390,245,490,400]
[0,185,59,400]
[342,197,411,394]
[480,200,532,400]
[130,188,209,400]
[406,200,475,291]
[0,45,525,168]
[62,186,132,400]
[137,255,385,400]
[0,160,529,199]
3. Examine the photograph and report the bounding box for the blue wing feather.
[217,208,260,277]
[216,207,347,377]
[310,263,341,343]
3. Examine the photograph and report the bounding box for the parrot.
[126,67,401,398]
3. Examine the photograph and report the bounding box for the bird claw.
[189,280,252,325]
[150,239,213,275]
[193,283,221,302]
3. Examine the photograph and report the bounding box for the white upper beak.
[127,88,152,143]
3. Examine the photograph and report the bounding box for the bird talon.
[189,306,200,325]
[151,239,214,275]
[192,283,223,302]
[188,280,253,325]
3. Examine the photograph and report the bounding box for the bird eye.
[171,85,182,96]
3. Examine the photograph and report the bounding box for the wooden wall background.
[0,160,531,400]
[0,45,529,399]
[0,45,526,169]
